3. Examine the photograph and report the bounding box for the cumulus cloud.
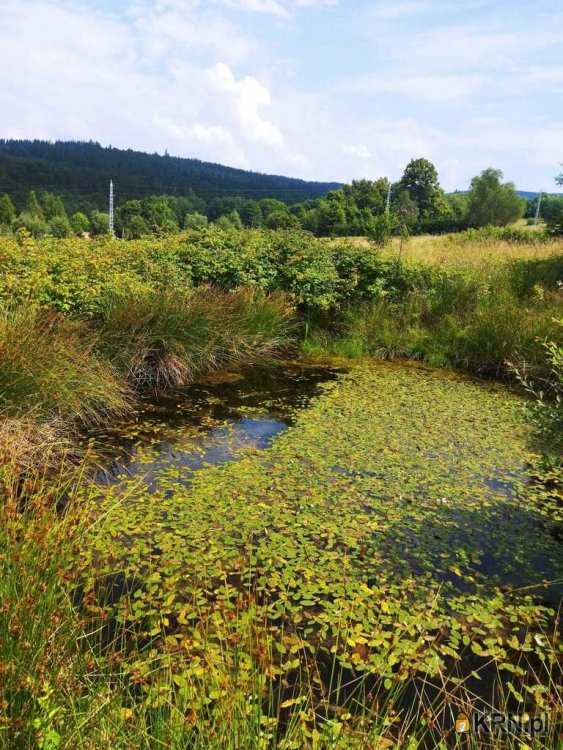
[0,0,285,169]
[0,0,560,190]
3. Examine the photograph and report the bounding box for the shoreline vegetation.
[1,226,562,749]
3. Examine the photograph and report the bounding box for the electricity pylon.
[109,180,115,237]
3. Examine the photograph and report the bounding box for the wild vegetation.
[0,221,562,748]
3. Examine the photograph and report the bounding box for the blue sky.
[1,0,562,191]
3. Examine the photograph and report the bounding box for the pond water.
[88,360,561,601]
[82,360,562,724]
[91,363,342,491]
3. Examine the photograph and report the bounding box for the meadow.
[1,227,562,749]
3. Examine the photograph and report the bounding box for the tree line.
[1,158,561,240]
[0,139,339,209]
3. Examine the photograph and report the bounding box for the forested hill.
[0,140,341,212]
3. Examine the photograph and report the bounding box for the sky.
[1,0,562,191]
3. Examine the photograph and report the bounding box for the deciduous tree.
[466,168,524,227]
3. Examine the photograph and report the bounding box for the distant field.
[342,232,563,267]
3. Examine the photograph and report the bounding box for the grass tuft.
[0,307,130,426]
[98,287,295,392]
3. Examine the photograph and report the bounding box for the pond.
[81,359,562,719]
[90,363,343,491]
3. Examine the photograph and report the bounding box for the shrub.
[49,214,72,238]
[70,211,91,235]
[184,212,208,230]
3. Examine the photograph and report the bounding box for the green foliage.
[26,190,45,220]
[265,210,300,230]
[0,193,16,226]
[323,284,562,380]
[258,198,288,219]
[0,229,560,322]
[398,158,450,224]
[509,320,563,456]
[0,159,533,242]
[14,211,49,238]
[0,139,337,211]
[366,212,394,247]
[216,211,243,230]
[69,211,90,235]
[467,168,525,228]
[41,192,67,221]
[90,211,110,236]
[540,194,563,235]
[124,214,149,239]
[239,199,263,228]
[141,196,179,235]
[393,189,419,229]
[49,215,72,239]
[184,212,208,230]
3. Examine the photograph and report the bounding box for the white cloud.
[218,0,289,17]
[0,0,284,170]
[209,63,284,146]
[405,25,562,71]
[342,144,372,160]
[215,0,337,15]
[369,1,434,20]
[343,74,485,102]
[0,0,559,193]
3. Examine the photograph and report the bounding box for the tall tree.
[0,193,16,225]
[398,158,445,219]
[341,179,389,214]
[239,200,263,228]
[184,212,208,230]
[466,168,525,228]
[70,211,91,235]
[141,196,178,234]
[41,191,67,221]
[26,190,44,220]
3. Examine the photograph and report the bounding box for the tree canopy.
[466,169,525,228]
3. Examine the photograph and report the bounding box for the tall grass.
[376,229,562,268]
[98,287,294,391]
[304,262,563,381]
[0,307,129,426]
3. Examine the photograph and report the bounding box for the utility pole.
[109,180,115,237]
[534,192,543,226]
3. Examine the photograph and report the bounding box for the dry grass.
[0,416,83,505]
[340,233,563,268]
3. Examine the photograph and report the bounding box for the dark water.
[90,363,342,491]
